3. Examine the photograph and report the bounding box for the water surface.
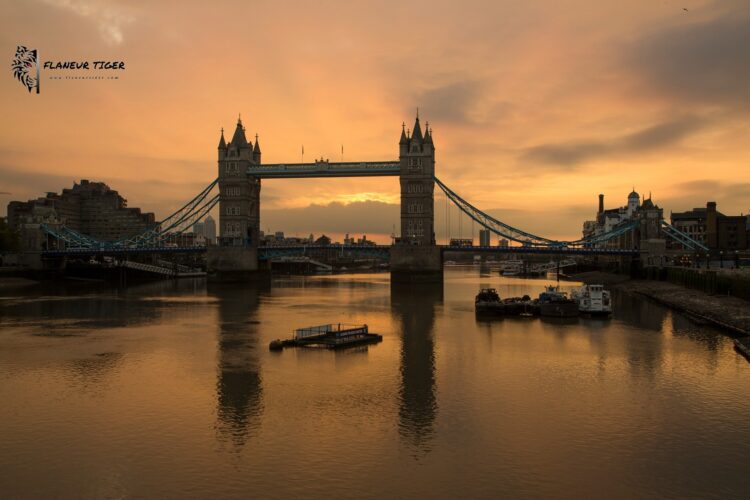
[1,268,749,499]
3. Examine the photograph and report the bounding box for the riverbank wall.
[571,270,750,336]
[640,267,750,302]
[616,280,750,336]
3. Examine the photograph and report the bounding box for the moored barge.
[537,285,579,318]
[269,323,382,350]
[475,288,505,315]
[503,295,539,316]
[475,288,540,317]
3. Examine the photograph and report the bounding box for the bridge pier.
[206,246,268,283]
[390,245,443,283]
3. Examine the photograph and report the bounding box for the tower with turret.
[398,112,435,246]
[217,116,261,248]
[391,111,442,282]
[627,189,640,217]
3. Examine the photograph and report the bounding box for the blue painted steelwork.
[259,244,638,257]
[41,246,207,257]
[660,220,709,251]
[571,221,639,246]
[258,245,391,261]
[434,176,559,246]
[247,161,400,178]
[55,226,103,248]
[39,178,219,251]
[435,176,640,248]
[35,172,702,260]
[118,179,219,247]
[442,245,638,256]
[40,243,639,258]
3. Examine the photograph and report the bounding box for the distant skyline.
[1,0,749,243]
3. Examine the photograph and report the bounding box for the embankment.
[571,270,750,336]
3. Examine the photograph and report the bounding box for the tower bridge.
[33,111,710,281]
[211,113,440,282]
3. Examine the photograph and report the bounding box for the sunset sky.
[1,0,748,243]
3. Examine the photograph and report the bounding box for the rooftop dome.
[628,189,639,200]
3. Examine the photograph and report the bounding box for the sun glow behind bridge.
[333,192,400,205]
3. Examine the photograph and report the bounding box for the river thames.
[1,268,749,499]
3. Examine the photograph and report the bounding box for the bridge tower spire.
[218,128,227,149]
[398,111,435,246]
[391,110,442,282]
[208,114,264,281]
[253,133,261,163]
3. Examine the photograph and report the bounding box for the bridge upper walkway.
[247,161,400,178]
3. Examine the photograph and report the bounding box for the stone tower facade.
[391,112,442,282]
[217,117,261,248]
[637,197,663,241]
[399,113,435,246]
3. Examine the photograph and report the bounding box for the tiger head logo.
[12,45,39,94]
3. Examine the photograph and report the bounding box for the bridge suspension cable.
[660,220,709,252]
[116,178,219,247]
[40,178,220,250]
[158,178,218,230]
[434,176,647,248]
[434,176,561,246]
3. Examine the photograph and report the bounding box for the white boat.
[498,260,523,276]
[571,284,612,316]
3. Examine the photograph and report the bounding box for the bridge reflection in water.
[211,284,268,447]
[391,282,443,455]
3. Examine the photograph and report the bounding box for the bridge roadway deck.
[39,244,639,257]
[260,245,639,256]
[247,161,400,178]
[445,245,637,255]
[40,246,208,257]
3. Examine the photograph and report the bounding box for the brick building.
[7,180,155,242]
[670,202,747,251]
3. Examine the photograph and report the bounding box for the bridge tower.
[207,117,264,281]
[399,113,435,246]
[391,113,443,282]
